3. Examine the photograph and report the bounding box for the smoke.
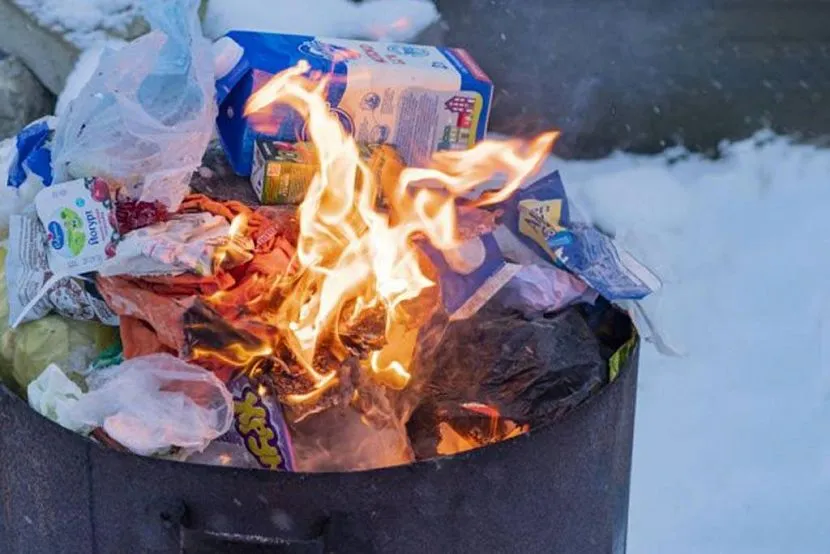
[289,298,450,472]
[290,401,414,472]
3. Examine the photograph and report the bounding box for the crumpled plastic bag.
[408,306,605,458]
[0,246,118,396]
[68,354,233,457]
[51,0,215,211]
[193,374,295,471]
[0,117,57,239]
[27,364,89,433]
[6,116,55,190]
[495,263,599,317]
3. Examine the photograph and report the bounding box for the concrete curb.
[0,0,79,95]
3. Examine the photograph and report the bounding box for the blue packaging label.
[497,171,661,301]
[7,117,55,189]
[420,232,521,320]
[217,375,295,471]
[551,224,661,300]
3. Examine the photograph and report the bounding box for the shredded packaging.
[6,214,118,327]
[496,171,661,301]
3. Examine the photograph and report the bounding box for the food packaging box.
[215,32,493,176]
[250,140,404,205]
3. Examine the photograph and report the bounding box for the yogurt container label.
[34,177,119,276]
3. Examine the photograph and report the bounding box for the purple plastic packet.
[213,374,295,471]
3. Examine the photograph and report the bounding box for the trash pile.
[0,0,659,473]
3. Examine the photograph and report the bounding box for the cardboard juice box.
[215,32,493,176]
[251,140,404,205]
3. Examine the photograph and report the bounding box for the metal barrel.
[0,341,638,554]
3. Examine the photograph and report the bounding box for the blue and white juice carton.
[214,32,494,176]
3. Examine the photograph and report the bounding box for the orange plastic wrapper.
[119,316,176,359]
[179,195,298,254]
[96,276,206,355]
[97,195,297,365]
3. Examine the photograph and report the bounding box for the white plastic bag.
[0,116,57,239]
[27,364,89,433]
[51,0,216,211]
[68,354,233,457]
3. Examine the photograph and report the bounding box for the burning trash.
[0,0,656,476]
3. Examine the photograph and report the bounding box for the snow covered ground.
[55,0,439,116]
[552,137,830,553]
[202,0,438,42]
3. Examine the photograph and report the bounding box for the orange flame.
[436,404,530,456]
[235,61,557,405]
[436,420,529,456]
[213,213,249,270]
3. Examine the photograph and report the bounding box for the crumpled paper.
[97,195,297,361]
[98,213,234,277]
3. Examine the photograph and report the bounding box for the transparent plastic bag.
[69,354,233,457]
[496,263,599,317]
[27,364,89,434]
[51,0,215,211]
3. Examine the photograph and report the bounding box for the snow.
[202,0,439,42]
[11,0,143,50]
[16,0,437,51]
[55,0,438,123]
[548,134,830,554]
